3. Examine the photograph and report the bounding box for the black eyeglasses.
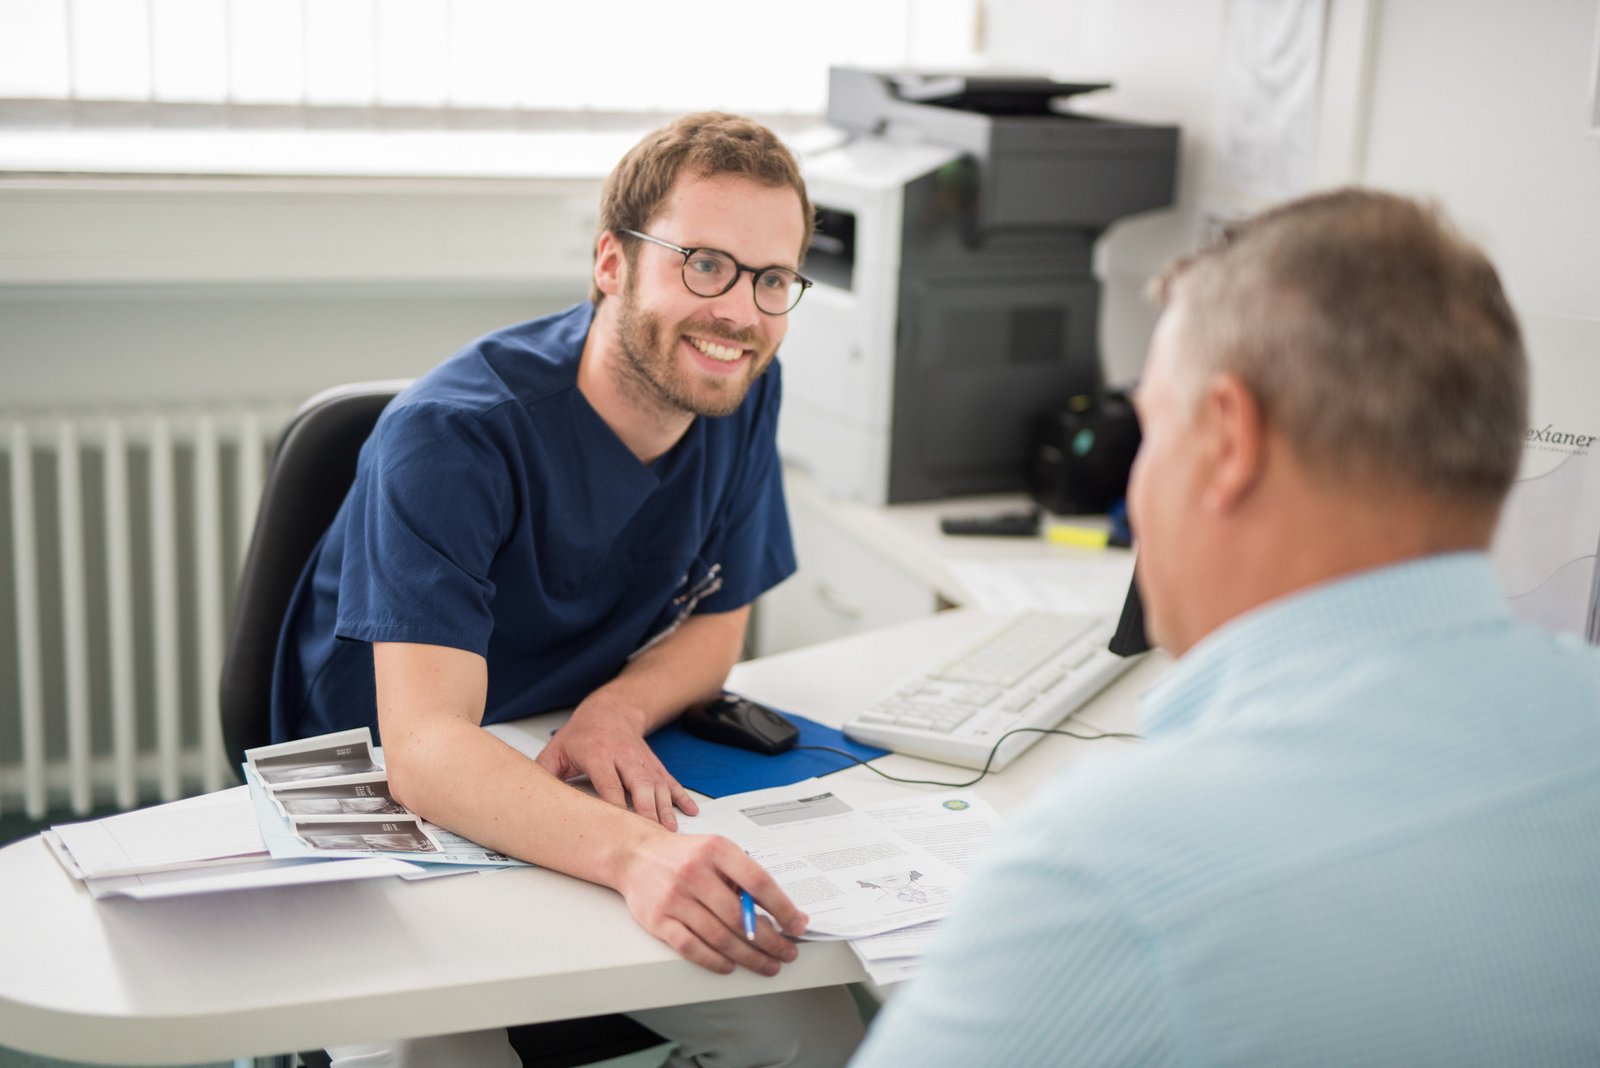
[620,229,812,316]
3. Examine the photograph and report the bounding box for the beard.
[613,278,774,419]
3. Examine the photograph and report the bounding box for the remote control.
[939,509,1042,537]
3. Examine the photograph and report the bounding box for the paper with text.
[682,782,998,940]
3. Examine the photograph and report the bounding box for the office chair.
[219,380,664,1068]
[220,380,410,771]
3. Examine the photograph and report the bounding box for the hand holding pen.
[613,830,807,976]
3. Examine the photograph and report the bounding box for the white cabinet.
[753,473,940,656]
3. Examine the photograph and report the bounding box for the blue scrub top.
[270,302,796,743]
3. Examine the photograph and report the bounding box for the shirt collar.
[1140,552,1513,737]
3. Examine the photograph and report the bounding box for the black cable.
[794,723,1142,789]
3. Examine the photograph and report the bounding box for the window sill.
[0,120,841,181]
[0,127,649,183]
[0,124,844,289]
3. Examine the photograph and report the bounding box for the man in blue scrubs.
[852,191,1600,1065]
[274,113,864,1067]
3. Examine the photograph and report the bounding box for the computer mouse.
[681,696,799,755]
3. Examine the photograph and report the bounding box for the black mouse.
[681,696,799,755]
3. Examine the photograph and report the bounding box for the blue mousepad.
[647,705,888,799]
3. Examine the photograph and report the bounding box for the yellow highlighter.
[1046,519,1134,549]
[1044,524,1113,549]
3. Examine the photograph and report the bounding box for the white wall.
[1359,0,1600,323]
[0,284,576,410]
[0,179,600,410]
[1361,0,1600,411]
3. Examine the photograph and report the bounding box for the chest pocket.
[619,476,727,649]
[537,527,623,598]
[623,485,716,583]
[531,487,661,599]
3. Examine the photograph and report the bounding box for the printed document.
[681,781,998,940]
[847,792,1004,982]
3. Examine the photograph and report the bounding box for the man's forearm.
[585,606,750,734]
[373,652,659,882]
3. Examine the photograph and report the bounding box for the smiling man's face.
[612,171,806,419]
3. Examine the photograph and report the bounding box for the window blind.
[0,0,981,118]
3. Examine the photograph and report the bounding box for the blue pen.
[740,888,757,941]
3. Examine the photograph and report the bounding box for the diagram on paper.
[856,870,948,905]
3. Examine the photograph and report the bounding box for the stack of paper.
[44,787,421,900]
[44,726,529,900]
[679,783,1003,985]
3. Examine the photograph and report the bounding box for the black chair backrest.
[219,380,409,776]
[217,380,667,1064]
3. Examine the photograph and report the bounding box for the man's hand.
[615,830,807,975]
[535,692,699,829]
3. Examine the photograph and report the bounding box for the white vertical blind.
[516,1,585,111]
[0,0,71,97]
[375,0,450,107]
[69,0,152,100]
[446,0,526,109]
[0,0,980,115]
[306,0,378,106]
[151,0,229,103]
[228,0,305,104]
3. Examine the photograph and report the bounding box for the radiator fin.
[0,405,289,819]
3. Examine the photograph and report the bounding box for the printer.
[779,67,1179,504]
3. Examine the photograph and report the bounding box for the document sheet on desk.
[680,782,1000,942]
[47,787,268,879]
[948,557,1134,614]
[44,788,425,899]
[848,792,1004,982]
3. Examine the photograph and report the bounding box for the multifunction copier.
[779,66,1179,503]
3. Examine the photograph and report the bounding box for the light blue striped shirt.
[852,554,1600,1066]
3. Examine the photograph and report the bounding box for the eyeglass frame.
[618,229,813,315]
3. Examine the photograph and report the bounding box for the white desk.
[0,610,1167,1065]
[757,467,1139,655]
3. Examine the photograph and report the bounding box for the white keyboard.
[843,611,1140,770]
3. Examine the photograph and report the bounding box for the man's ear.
[1201,372,1267,513]
[593,229,626,299]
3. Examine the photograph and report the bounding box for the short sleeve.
[694,363,796,614]
[335,400,514,656]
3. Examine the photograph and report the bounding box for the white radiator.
[1,404,291,819]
